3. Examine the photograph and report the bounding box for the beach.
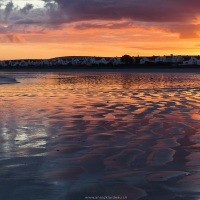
[0,71,200,199]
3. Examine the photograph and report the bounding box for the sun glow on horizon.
[1,1,200,59]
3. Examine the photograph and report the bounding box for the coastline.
[1,65,200,73]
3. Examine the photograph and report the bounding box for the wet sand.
[0,72,200,199]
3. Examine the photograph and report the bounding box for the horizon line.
[1,54,200,61]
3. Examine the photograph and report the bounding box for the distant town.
[0,55,200,68]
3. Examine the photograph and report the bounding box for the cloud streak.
[0,33,25,43]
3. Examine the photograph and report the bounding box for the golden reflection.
[191,114,200,121]
[0,72,200,199]
[0,72,199,159]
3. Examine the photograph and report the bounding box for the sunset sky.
[1,0,200,60]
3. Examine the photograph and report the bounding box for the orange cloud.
[0,34,25,43]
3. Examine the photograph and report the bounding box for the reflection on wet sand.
[0,72,200,199]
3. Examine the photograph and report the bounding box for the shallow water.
[0,72,200,200]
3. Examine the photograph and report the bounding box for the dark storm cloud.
[43,0,200,23]
[0,1,47,27]
[1,0,200,39]
[4,1,14,19]
[2,0,200,25]
[40,0,200,38]
[20,3,34,15]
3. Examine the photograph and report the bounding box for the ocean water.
[0,72,200,200]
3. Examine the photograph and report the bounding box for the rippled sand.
[0,72,200,199]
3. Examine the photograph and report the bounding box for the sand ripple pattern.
[0,72,200,199]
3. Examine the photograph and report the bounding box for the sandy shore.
[0,76,18,84]
[0,72,200,199]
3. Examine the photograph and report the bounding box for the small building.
[140,57,150,64]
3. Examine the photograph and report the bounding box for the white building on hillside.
[94,57,109,65]
[0,61,7,67]
[132,56,136,63]
[140,57,150,64]
[109,57,122,65]
[196,59,200,65]
[172,56,184,63]
[183,57,198,65]
[72,58,80,65]
[155,56,167,63]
